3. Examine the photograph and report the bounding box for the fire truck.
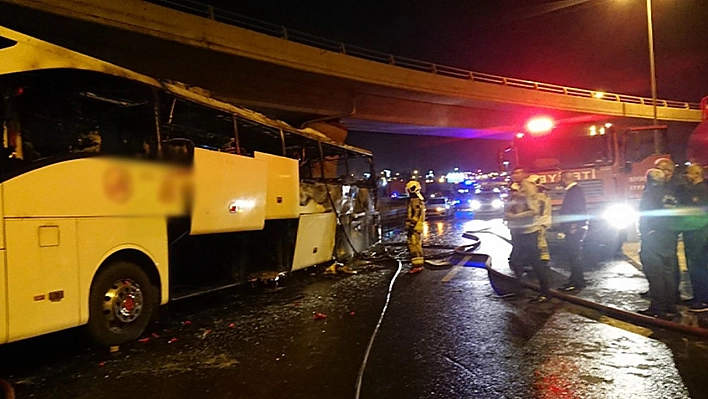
[504,116,677,266]
[687,96,708,166]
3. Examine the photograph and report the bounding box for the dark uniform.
[679,180,708,308]
[639,171,680,317]
[666,176,687,296]
[560,182,587,288]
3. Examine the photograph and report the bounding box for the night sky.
[210,0,708,171]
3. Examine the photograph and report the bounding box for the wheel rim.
[103,278,144,328]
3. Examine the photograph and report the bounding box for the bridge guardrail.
[145,0,701,112]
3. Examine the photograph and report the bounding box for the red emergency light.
[525,117,554,136]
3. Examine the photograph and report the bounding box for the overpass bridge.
[0,0,702,139]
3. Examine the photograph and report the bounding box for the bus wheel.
[87,261,156,346]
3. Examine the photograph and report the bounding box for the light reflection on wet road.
[1,216,706,398]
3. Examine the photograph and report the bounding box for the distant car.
[426,197,455,218]
[468,188,505,217]
[454,195,476,213]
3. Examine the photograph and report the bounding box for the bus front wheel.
[87,261,156,346]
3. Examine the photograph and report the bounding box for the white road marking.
[441,266,463,282]
[441,254,472,282]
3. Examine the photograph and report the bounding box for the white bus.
[0,26,378,346]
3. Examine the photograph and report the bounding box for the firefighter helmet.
[405,180,422,194]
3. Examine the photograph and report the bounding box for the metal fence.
[145,0,701,111]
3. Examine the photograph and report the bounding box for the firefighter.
[505,167,550,301]
[529,174,552,264]
[680,163,708,312]
[654,158,682,300]
[638,168,679,319]
[405,180,426,274]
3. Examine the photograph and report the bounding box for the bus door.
[1,174,80,341]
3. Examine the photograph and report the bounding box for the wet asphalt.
[1,215,708,398]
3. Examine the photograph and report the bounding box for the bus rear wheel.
[87,261,156,346]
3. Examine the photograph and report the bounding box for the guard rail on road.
[145,0,701,112]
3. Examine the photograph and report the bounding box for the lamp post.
[646,0,658,126]
[644,0,665,154]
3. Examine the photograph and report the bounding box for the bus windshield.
[515,124,614,170]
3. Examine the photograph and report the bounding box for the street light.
[646,0,658,127]
[645,0,668,155]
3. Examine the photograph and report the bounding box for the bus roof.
[0,25,372,157]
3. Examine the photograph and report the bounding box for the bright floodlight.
[526,117,554,135]
[602,203,638,229]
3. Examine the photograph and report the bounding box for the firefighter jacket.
[405,195,425,233]
[505,180,541,234]
[538,190,552,229]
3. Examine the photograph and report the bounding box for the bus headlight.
[470,200,482,210]
[602,204,637,229]
[491,199,504,209]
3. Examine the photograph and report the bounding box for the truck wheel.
[87,261,156,346]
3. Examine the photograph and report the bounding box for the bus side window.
[237,118,281,156]
[160,94,235,153]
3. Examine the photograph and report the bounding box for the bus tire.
[87,261,156,346]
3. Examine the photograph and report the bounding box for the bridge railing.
[145,0,701,111]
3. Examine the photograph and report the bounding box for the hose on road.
[354,260,403,399]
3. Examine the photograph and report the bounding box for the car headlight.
[602,203,638,229]
[470,200,482,210]
[491,199,503,209]
[435,206,445,212]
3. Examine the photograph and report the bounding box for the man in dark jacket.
[680,163,708,312]
[558,171,587,291]
[638,168,680,318]
[655,158,683,297]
